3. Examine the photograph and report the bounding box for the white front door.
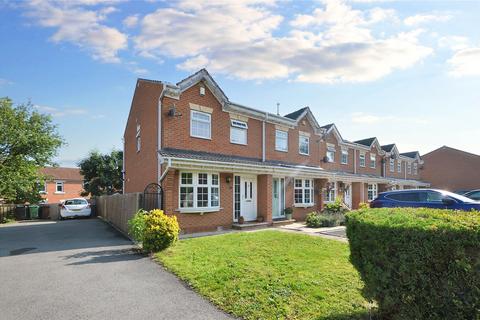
[344,183,352,208]
[272,178,285,219]
[234,175,257,222]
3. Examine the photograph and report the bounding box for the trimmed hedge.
[346,208,480,320]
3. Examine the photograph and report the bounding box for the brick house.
[421,146,480,192]
[39,167,84,203]
[124,69,427,233]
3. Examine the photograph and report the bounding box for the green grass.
[156,230,372,320]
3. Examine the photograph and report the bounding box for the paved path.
[0,219,231,320]
[277,222,348,242]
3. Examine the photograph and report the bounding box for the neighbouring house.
[123,69,428,233]
[421,146,480,192]
[39,167,85,203]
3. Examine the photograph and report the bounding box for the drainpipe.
[262,112,267,162]
[159,157,172,182]
[122,137,125,193]
[353,149,357,174]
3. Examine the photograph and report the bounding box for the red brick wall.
[162,82,263,159]
[257,175,273,222]
[40,181,84,203]
[124,81,161,193]
[421,146,480,191]
[319,133,355,173]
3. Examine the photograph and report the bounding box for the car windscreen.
[440,190,477,203]
[385,192,420,202]
[64,199,88,205]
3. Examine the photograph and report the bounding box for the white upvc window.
[325,181,336,202]
[230,120,248,145]
[397,160,402,173]
[367,183,378,201]
[275,130,288,152]
[190,110,211,139]
[341,150,348,165]
[390,158,395,172]
[179,172,220,210]
[294,179,314,206]
[359,153,366,167]
[55,181,64,194]
[136,123,141,152]
[299,135,309,155]
[407,162,412,174]
[413,163,418,175]
[39,181,47,194]
[326,145,335,162]
[370,154,376,168]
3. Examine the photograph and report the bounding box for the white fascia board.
[224,103,296,127]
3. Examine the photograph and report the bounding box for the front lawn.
[156,230,371,319]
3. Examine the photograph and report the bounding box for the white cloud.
[404,13,451,26]
[134,0,432,83]
[350,112,429,125]
[438,35,469,51]
[25,0,127,63]
[448,47,480,77]
[34,104,105,119]
[0,78,13,86]
[123,14,138,28]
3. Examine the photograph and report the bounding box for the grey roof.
[400,151,420,158]
[284,107,308,120]
[381,144,396,152]
[354,137,377,147]
[159,148,320,169]
[320,123,334,130]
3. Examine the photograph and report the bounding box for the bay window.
[367,183,378,201]
[179,172,220,210]
[294,179,314,206]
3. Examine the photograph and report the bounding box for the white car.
[59,198,91,219]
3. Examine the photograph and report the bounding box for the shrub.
[323,198,345,214]
[306,212,341,228]
[346,208,480,320]
[358,202,370,210]
[128,210,147,242]
[143,209,180,252]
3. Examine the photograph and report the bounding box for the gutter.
[158,157,172,182]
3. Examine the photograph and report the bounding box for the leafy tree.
[0,97,64,203]
[79,150,123,196]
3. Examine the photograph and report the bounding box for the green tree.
[78,150,123,196]
[0,97,64,203]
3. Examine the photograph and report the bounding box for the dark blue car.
[370,189,480,211]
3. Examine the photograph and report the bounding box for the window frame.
[341,150,348,165]
[190,110,212,140]
[179,172,220,211]
[136,123,141,152]
[397,160,402,173]
[367,183,378,201]
[359,153,366,167]
[390,158,395,172]
[55,181,65,194]
[407,162,412,174]
[370,154,376,169]
[413,163,418,175]
[230,119,248,145]
[294,178,314,207]
[298,135,310,155]
[325,181,337,203]
[275,129,288,152]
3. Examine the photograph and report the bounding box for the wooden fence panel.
[95,193,141,235]
[0,204,15,223]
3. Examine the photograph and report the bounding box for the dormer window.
[230,120,248,145]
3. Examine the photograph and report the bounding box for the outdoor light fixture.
[226,176,231,183]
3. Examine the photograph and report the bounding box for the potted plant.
[238,216,245,224]
[284,207,293,220]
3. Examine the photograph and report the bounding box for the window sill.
[275,149,288,153]
[230,141,247,146]
[190,135,212,140]
[299,152,310,156]
[176,207,222,214]
[54,192,65,195]
[293,203,315,208]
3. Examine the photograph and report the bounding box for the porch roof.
[159,148,429,186]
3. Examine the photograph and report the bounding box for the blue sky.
[1,0,479,167]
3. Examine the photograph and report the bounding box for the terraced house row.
[124,69,428,233]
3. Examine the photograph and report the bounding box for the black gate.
[142,183,163,211]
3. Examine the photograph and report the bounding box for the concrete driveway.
[0,219,231,320]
